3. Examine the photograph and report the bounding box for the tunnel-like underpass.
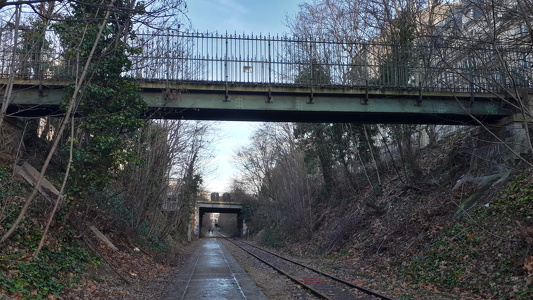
[196,202,244,238]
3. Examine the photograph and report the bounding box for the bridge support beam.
[5,80,515,125]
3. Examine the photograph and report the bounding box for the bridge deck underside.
[200,207,241,214]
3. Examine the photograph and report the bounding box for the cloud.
[216,0,248,14]
[208,0,252,33]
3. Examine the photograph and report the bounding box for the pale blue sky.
[186,0,301,35]
[186,0,302,194]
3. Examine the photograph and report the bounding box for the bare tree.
[114,120,216,241]
[234,123,295,196]
[269,149,318,240]
[234,123,323,242]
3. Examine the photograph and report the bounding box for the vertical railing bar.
[234,34,237,82]
[188,33,192,81]
[178,34,182,81]
[242,33,245,82]
[259,35,263,83]
[239,33,242,82]
[225,33,228,82]
[204,33,208,81]
[203,36,208,81]
[237,34,240,81]
[268,36,272,85]
[264,36,268,83]
[198,33,201,81]
[261,36,264,83]
[235,34,238,82]
[276,35,279,84]
[247,33,250,83]
[252,35,264,83]
[203,33,206,81]
[184,33,187,81]
[257,35,261,83]
[214,32,216,81]
[212,33,215,81]
[246,34,249,82]
[210,33,213,81]
[248,33,251,83]
[178,34,182,80]
[309,39,314,102]
[184,33,188,81]
[322,38,327,85]
[216,33,219,81]
[265,36,268,83]
[207,33,210,81]
[163,35,170,82]
[224,33,229,101]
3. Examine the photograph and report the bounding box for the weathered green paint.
[3,79,515,124]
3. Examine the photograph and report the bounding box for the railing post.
[415,81,422,106]
[362,43,369,105]
[166,34,170,82]
[267,37,272,103]
[224,34,229,102]
[309,41,314,103]
[309,41,314,83]
[364,44,369,85]
[268,37,272,85]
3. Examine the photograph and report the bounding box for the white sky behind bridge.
[186,0,301,194]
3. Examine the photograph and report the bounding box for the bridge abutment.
[469,120,531,177]
[0,116,25,156]
[237,212,244,237]
[451,101,532,211]
[467,91,533,177]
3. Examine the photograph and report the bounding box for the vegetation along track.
[222,237,394,300]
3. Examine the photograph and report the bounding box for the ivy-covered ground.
[0,161,188,299]
[0,164,94,299]
[401,172,533,298]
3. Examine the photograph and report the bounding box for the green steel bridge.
[1,31,530,124]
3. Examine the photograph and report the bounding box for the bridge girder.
[4,80,515,125]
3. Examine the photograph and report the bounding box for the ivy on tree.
[53,0,147,217]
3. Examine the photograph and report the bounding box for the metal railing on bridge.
[1,28,531,93]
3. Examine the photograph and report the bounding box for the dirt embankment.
[281,134,533,298]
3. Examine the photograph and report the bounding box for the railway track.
[221,236,395,300]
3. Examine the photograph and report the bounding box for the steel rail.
[221,236,332,299]
[240,240,394,300]
[221,235,395,300]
